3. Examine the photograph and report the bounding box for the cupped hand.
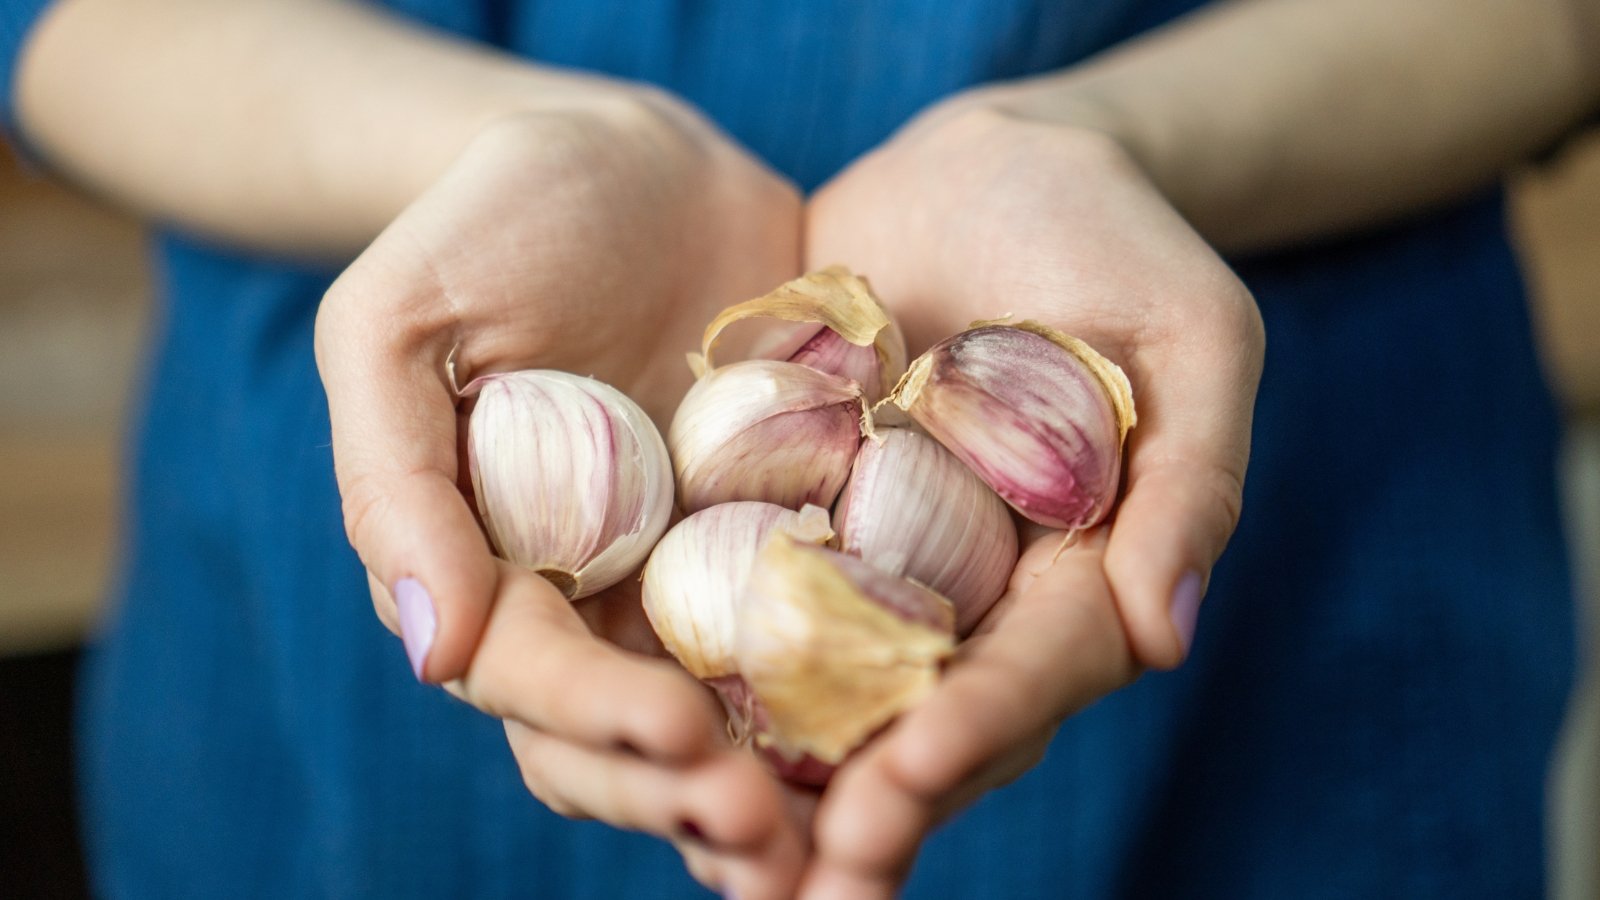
[796,99,1265,897]
[314,94,809,898]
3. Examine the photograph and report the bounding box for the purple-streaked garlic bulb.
[668,359,866,513]
[466,370,673,599]
[887,321,1136,531]
[690,266,907,404]
[835,427,1018,634]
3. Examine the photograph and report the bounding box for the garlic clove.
[836,427,1018,635]
[466,370,673,599]
[783,326,884,402]
[887,321,1136,531]
[690,266,908,403]
[736,534,955,765]
[641,502,833,680]
[708,674,839,786]
[668,359,868,513]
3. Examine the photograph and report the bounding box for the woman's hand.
[314,94,808,899]
[796,99,1265,897]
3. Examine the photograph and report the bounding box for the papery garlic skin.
[669,359,866,513]
[642,502,833,680]
[692,266,908,403]
[737,534,954,765]
[836,428,1017,634]
[889,322,1136,531]
[711,675,839,787]
[467,370,672,599]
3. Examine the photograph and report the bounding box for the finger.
[315,269,496,685]
[802,534,1128,893]
[449,563,723,761]
[368,572,400,636]
[1103,292,1263,669]
[797,864,897,900]
[800,748,927,900]
[801,725,1053,899]
[505,722,808,899]
[672,839,725,895]
[887,528,1134,799]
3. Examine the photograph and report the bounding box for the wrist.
[901,77,1151,177]
[894,83,1149,192]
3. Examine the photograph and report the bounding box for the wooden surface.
[0,159,147,655]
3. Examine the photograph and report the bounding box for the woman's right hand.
[314,91,809,899]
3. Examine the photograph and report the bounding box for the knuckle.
[523,772,586,820]
[336,473,390,560]
[455,658,512,721]
[509,734,590,820]
[312,280,365,378]
[1200,463,1248,538]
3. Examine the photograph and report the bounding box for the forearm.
[992,0,1600,252]
[14,0,637,256]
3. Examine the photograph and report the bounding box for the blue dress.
[2,1,1574,896]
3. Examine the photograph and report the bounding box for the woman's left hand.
[793,96,1265,897]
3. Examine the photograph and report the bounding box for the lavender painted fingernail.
[395,578,437,681]
[1170,571,1204,655]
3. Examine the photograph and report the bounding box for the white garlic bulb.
[641,502,833,680]
[835,427,1018,635]
[466,370,673,599]
[668,359,866,513]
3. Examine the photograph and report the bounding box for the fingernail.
[1170,570,1204,655]
[395,577,437,681]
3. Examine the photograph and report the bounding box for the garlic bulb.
[887,321,1136,531]
[737,534,955,765]
[641,502,833,680]
[668,359,867,513]
[466,370,673,599]
[690,266,907,403]
[835,428,1018,634]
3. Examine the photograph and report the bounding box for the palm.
[321,107,801,673]
[792,104,1263,897]
[366,109,801,425]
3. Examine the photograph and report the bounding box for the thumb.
[1102,456,1244,670]
[316,284,495,684]
[1101,320,1260,670]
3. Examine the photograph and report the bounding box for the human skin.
[15,0,1600,898]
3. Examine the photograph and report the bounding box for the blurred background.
[2,130,1597,896]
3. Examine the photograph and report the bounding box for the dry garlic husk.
[835,427,1018,635]
[690,266,908,403]
[668,359,867,514]
[887,321,1136,531]
[466,370,672,599]
[641,502,834,680]
[737,534,955,765]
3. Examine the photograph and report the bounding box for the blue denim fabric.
[21,1,1567,896]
